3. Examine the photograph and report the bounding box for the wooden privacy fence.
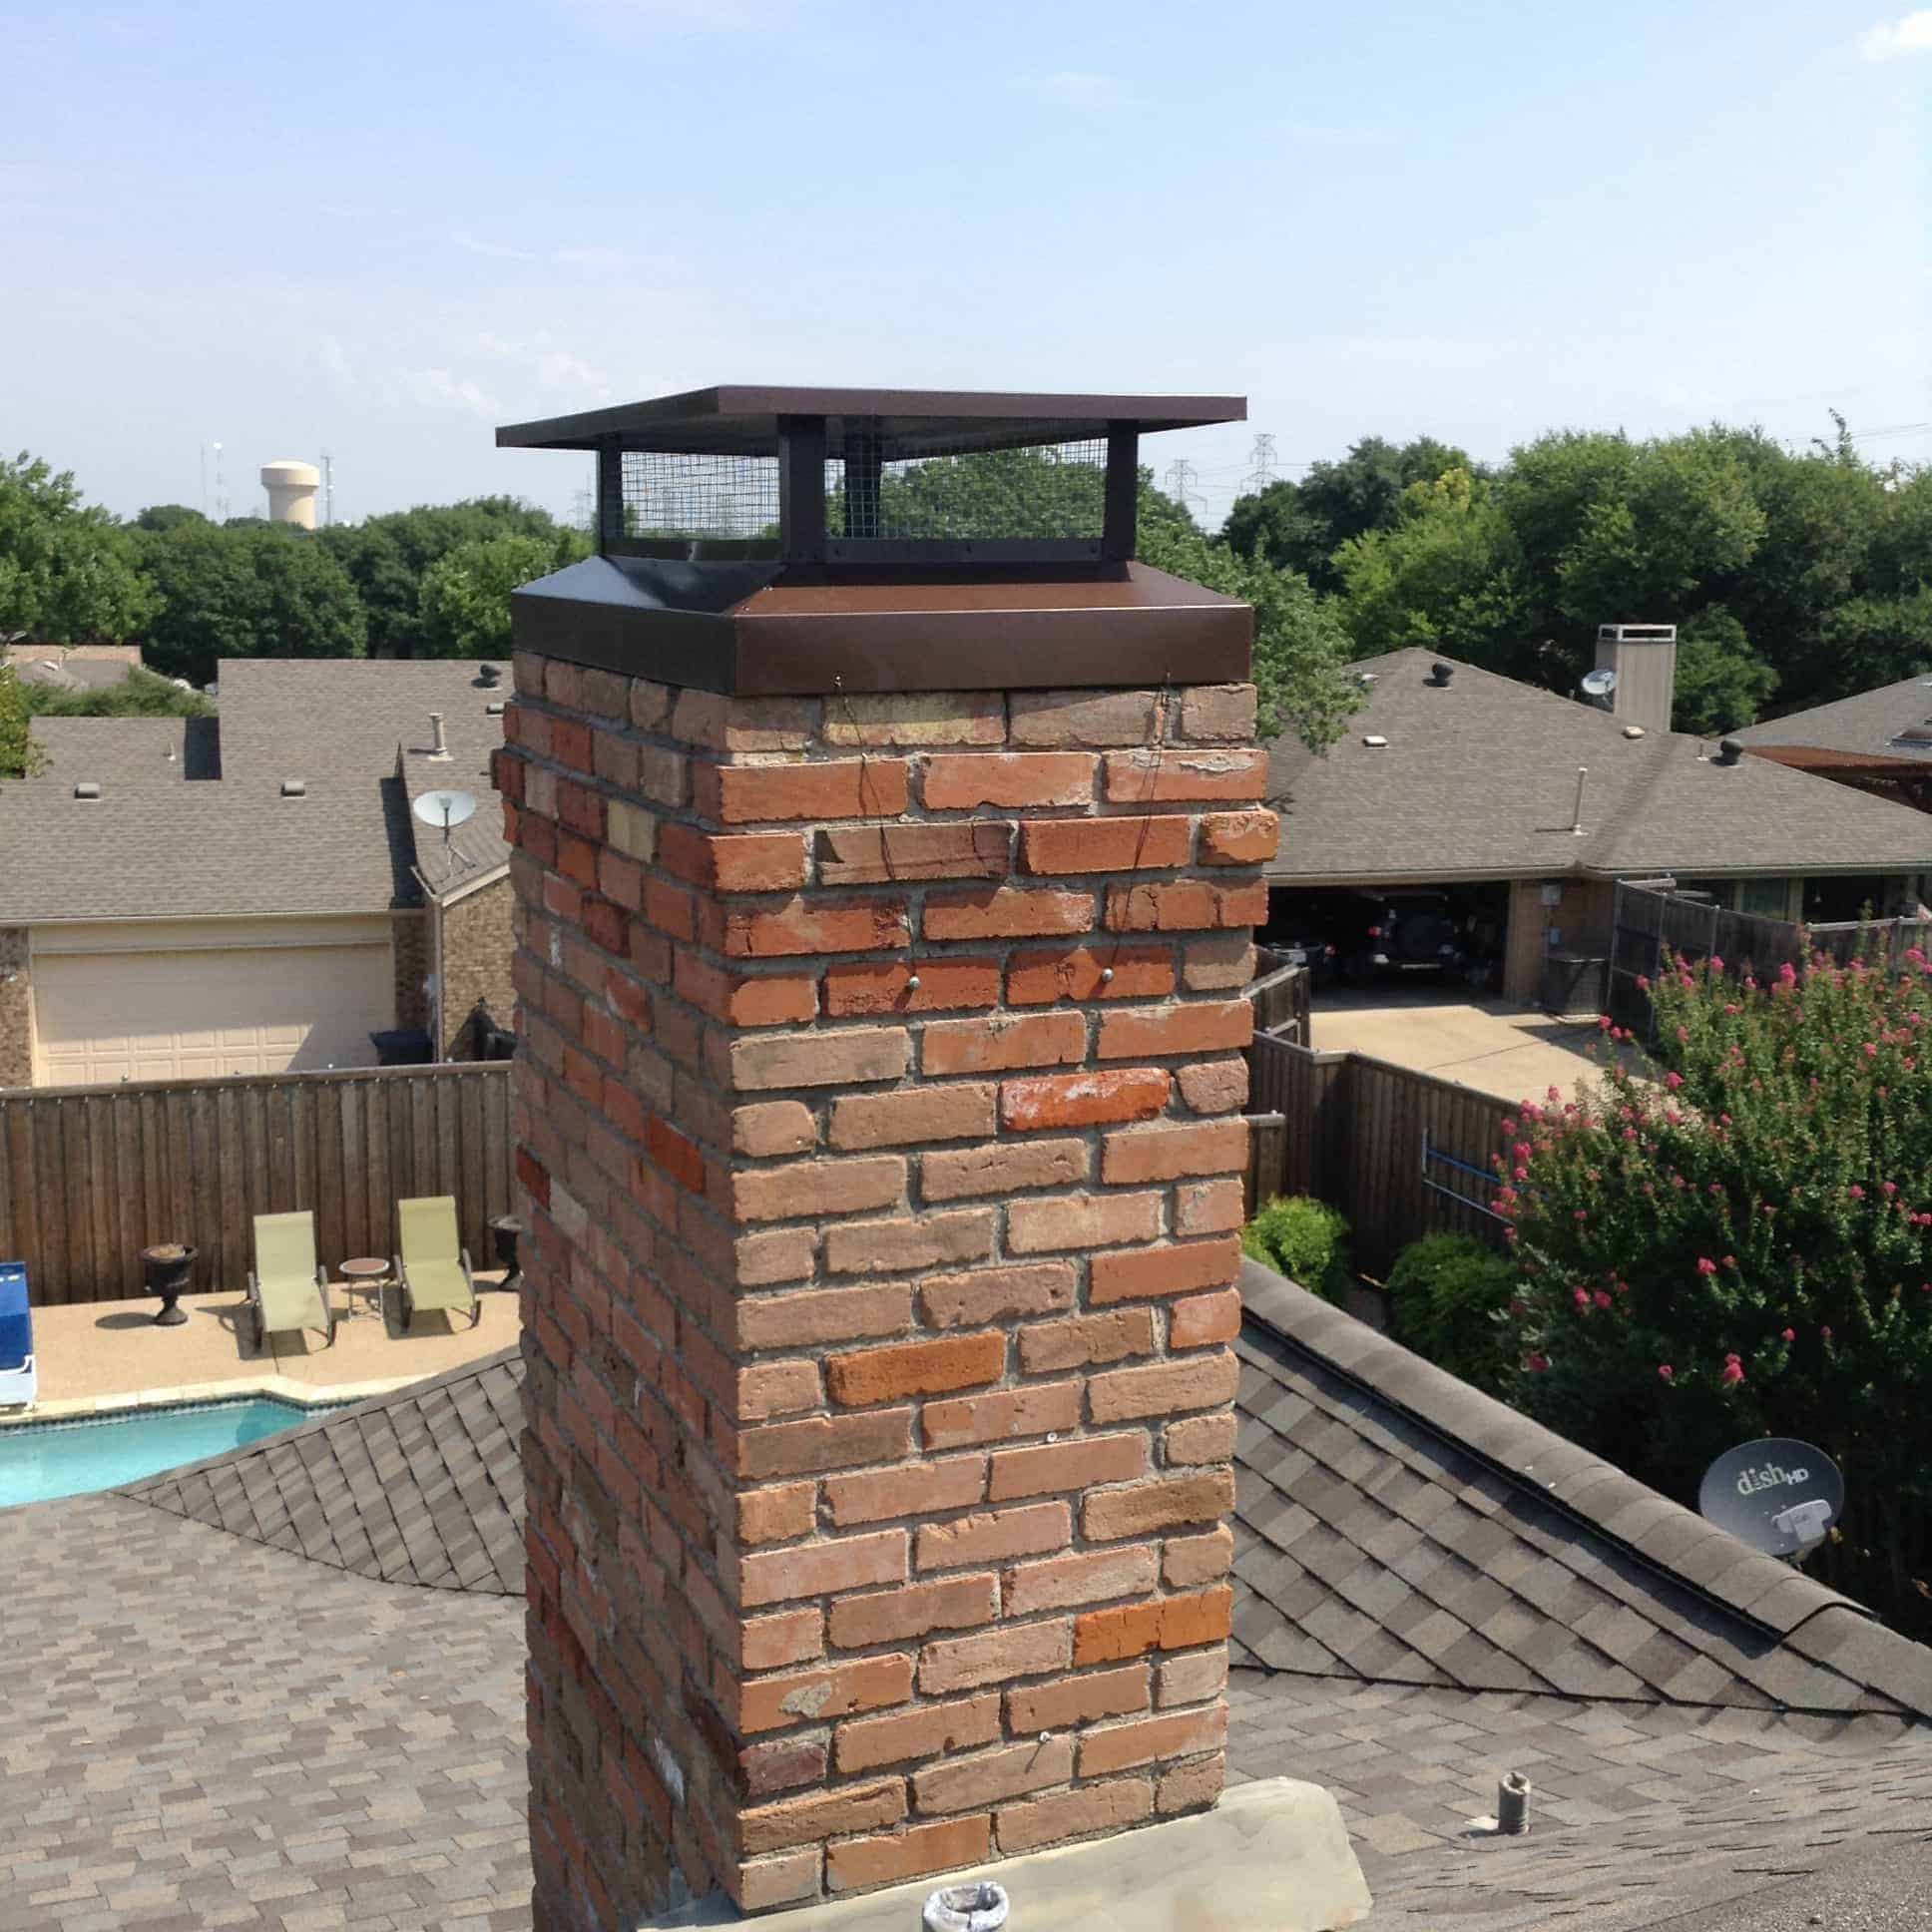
[0,1063,515,1306]
[1246,1031,1514,1278]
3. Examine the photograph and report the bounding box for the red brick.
[1007,1191,1162,1254]
[714,897,911,960]
[1096,999,1252,1060]
[1078,1703,1228,1776]
[729,1026,909,1092]
[822,1455,987,1528]
[916,1502,1069,1572]
[1100,1120,1247,1185]
[735,1364,824,1425]
[1164,1526,1234,1588]
[822,958,1002,1016]
[1000,1068,1170,1132]
[670,689,816,752]
[1168,1288,1242,1350]
[1157,1649,1229,1707]
[657,821,807,892]
[736,1409,915,1481]
[696,758,909,824]
[1072,1584,1233,1666]
[1018,1308,1156,1373]
[740,1607,825,1673]
[922,751,1095,810]
[835,1693,1002,1773]
[676,951,819,1026]
[1181,933,1254,989]
[829,1084,996,1150]
[1088,1352,1239,1423]
[1177,1058,1249,1115]
[825,1815,991,1894]
[739,1779,905,1856]
[1178,684,1256,743]
[1102,747,1267,801]
[738,1529,908,1608]
[1082,1470,1234,1542]
[822,691,1004,747]
[1165,1410,1238,1466]
[642,875,697,942]
[919,1619,1072,1693]
[730,1155,906,1224]
[987,1432,1148,1502]
[1089,1236,1242,1305]
[914,1735,1074,1814]
[1007,1664,1149,1733]
[920,1139,1090,1202]
[920,1011,1085,1077]
[827,1574,999,1649]
[1199,808,1278,865]
[734,1227,820,1286]
[1158,1751,1225,1814]
[1005,944,1176,1006]
[1010,690,1161,747]
[734,1655,914,1735]
[1105,880,1268,933]
[923,1380,1081,1451]
[997,1777,1152,1854]
[923,887,1094,941]
[645,1117,706,1193]
[1019,815,1194,875]
[826,1332,1006,1407]
[732,1101,818,1159]
[816,820,1011,884]
[920,1262,1079,1329]
[1003,1543,1159,1615]
[734,1284,911,1349]
[822,1209,995,1276]
[737,1479,816,1546]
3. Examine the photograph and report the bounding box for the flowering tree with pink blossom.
[1496,945,1932,1634]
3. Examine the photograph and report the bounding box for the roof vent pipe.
[1571,765,1587,836]
[428,712,449,759]
[477,663,502,689]
[1428,661,1454,686]
[1716,737,1743,765]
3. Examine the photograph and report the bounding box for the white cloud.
[399,368,504,418]
[1857,10,1932,58]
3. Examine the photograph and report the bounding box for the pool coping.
[0,1374,426,1427]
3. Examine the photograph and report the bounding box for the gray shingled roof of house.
[1734,671,1932,758]
[1266,650,1932,885]
[4,659,510,923]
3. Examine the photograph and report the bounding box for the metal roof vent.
[1715,737,1744,765]
[1362,732,1389,748]
[486,700,506,717]
[281,777,306,797]
[1428,662,1454,686]
[477,662,503,689]
[1356,671,1378,688]
[427,712,449,760]
[1623,724,1646,738]
[73,781,101,800]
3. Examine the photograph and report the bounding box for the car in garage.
[1330,887,1467,983]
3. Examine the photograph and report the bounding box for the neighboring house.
[1734,669,1932,816]
[0,659,513,1089]
[1,641,145,695]
[1265,642,1932,1006]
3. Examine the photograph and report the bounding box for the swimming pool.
[0,1397,340,1508]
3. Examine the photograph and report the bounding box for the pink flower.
[1777,963,1797,986]
[1883,1181,1898,1197]
[1593,1289,1613,1310]
[1500,1118,1517,1137]
[1658,1363,1674,1380]
[1722,1255,1736,1269]
[1598,1014,1612,1031]
[1676,1026,1690,1045]
[1821,1324,1832,1339]
[1636,974,1651,991]
[1780,1327,1795,1341]
[1721,1358,1744,1385]
[1849,1185,1865,1201]
[1525,1353,1549,1373]
[1696,1257,1718,1275]
[1665,1070,1685,1091]
[1709,956,1724,973]
[1863,1042,1879,1058]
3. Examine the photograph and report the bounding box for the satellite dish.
[413,788,477,832]
[1697,1437,1844,1558]
[1581,667,1619,705]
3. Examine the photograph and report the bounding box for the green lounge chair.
[246,1211,334,1351]
[394,1196,480,1331]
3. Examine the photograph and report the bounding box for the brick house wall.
[0,928,32,1089]
[392,910,430,1035]
[500,661,1267,1923]
[436,873,515,1058]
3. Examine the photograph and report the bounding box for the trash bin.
[369,1027,435,1067]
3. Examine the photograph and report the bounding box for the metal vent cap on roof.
[281,778,305,797]
[73,780,101,800]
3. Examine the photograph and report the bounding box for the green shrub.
[1241,1195,1353,1302]
[1385,1232,1518,1386]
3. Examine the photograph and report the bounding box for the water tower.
[259,460,320,528]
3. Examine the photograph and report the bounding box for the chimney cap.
[497,384,1245,456]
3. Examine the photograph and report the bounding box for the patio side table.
[338,1256,392,1322]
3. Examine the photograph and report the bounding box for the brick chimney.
[495,386,1266,1922]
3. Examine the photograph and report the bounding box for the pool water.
[0,1397,334,1508]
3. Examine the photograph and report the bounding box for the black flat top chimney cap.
[496,384,1245,457]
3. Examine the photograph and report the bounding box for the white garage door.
[35,928,394,1087]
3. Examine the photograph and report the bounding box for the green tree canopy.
[22,663,213,719]
[0,662,42,781]
[133,521,366,685]
[417,529,588,660]
[0,453,156,645]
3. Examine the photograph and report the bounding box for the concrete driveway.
[1308,981,1645,1103]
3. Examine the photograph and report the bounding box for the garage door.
[35,939,394,1086]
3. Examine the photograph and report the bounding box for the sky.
[3,1,1927,534]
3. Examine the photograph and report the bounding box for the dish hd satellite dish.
[1580,667,1619,708]
[1697,1437,1844,1558]
[412,788,477,878]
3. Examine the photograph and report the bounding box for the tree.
[1671,606,1777,735]
[22,664,213,719]
[1495,949,1932,1636]
[131,504,211,535]
[319,498,578,658]
[0,453,155,644]
[133,522,366,684]
[417,529,587,660]
[0,662,42,782]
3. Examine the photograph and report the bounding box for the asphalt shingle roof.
[1267,650,1932,885]
[4,659,510,923]
[1734,671,1932,760]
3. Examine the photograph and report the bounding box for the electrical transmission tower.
[1242,432,1279,496]
[1164,457,1205,516]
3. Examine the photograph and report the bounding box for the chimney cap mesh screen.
[617,435,1109,548]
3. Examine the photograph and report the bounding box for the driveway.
[1308,982,1646,1104]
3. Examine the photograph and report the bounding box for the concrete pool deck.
[0,1272,520,1421]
